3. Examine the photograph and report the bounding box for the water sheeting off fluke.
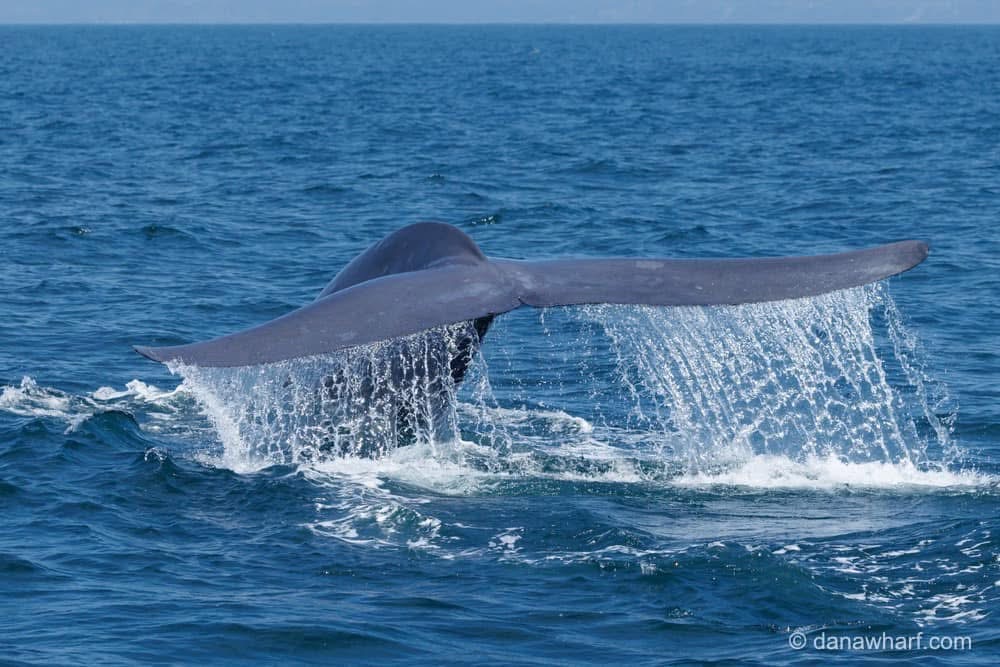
[172,321,502,467]
[578,283,955,475]
[158,277,961,490]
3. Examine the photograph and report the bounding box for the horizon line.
[2,20,1000,27]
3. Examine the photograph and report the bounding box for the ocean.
[1,25,998,664]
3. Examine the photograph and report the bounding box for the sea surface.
[1,25,999,665]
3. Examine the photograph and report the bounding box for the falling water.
[173,320,504,467]
[579,283,955,473]
[171,283,955,478]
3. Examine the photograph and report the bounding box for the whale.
[134,222,928,452]
[135,221,929,371]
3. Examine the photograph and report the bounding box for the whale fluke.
[135,222,928,368]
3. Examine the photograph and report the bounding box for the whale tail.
[135,224,928,368]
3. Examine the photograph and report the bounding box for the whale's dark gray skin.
[135,222,929,369]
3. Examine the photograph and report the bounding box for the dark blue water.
[2,25,999,665]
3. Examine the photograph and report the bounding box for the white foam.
[297,446,480,551]
[672,454,992,490]
[773,544,801,554]
[1,375,211,439]
[2,376,184,418]
[0,376,74,419]
[301,439,496,496]
[489,528,523,554]
[92,379,181,402]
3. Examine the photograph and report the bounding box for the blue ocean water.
[1,24,999,664]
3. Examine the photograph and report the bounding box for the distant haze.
[3,1,1000,24]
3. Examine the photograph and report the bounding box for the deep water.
[1,25,999,665]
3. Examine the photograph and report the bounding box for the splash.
[173,320,507,470]
[151,282,969,491]
[580,284,957,475]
